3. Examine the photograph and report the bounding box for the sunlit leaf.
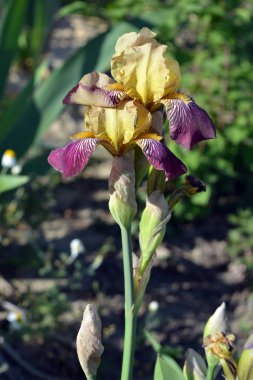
[0,174,29,193]
[154,354,184,380]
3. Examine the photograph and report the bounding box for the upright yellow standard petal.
[163,58,181,97]
[114,27,156,55]
[111,35,181,105]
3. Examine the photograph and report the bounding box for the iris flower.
[48,28,215,179]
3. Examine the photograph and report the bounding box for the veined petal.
[114,27,157,54]
[162,93,216,149]
[63,72,127,107]
[48,138,99,178]
[112,43,168,104]
[85,100,151,153]
[136,138,187,180]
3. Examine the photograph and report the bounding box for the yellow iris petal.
[114,28,156,55]
[111,28,181,105]
[84,101,151,153]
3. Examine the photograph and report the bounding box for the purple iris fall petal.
[137,138,187,180]
[165,96,216,149]
[48,138,99,178]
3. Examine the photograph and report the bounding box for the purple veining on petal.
[165,97,216,149]
[63,84,79,104]
[63,83,126,107]
[48,138,99,178]
[137,138,187,180]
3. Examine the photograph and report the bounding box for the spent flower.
[76,304,104,380]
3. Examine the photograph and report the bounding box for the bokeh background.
[0,0,253,379]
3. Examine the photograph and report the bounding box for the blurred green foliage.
[227,209,253,269]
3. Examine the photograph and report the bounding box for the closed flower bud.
[108,153,137,228]
[204,303,229,341]
[183,348,207,380]
[76,304,104,380]
[203,303,232,370]
[139,190,170,274]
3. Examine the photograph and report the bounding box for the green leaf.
[154,354,184,380]
[56,1,86,18]
[144,330,162,353]
[0,0,27,98]
[0,21,138,157]
[27,0,58,65]
[183,349,207,380]
[0,174,29,193]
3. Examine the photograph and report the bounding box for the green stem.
[207,365,216,380]
[120,226,137,380]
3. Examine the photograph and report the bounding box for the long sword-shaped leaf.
[0,0,27,98]
[28,0,58,67]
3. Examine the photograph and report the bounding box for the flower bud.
[237,334,253,380]
[139,190,170,274]
[76,304,104,379]
[108,153,137,228]
[204,303,229,340]
[183,348,207,380]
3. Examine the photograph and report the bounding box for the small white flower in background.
[148,300,159,313]
[2,301,26,330]
[1,150,17,169]
[11,164,22,175]
[69,238,85,264]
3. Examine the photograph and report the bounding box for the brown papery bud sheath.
[76,304,104,380]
